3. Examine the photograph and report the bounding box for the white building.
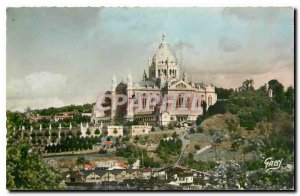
[103,125,123,137]
[92,34,217,126]
[130,125,152,136]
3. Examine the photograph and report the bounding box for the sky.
[6,7,294,111]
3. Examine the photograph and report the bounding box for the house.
[152,168,167,179]
[174,173,194,185]
[141,168,152,179]
[82,170,102,182]
[130,125,152,136]
[82,113,92,117]
[84,164,94,170]
[118,162,129,169]
[81,168,142,183]
[63,171,84,183]
[54,113,73,122]
[95,160,117,170]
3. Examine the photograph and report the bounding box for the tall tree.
[6,117,63,190]
[241,79,255,91]
[268,79,285,105]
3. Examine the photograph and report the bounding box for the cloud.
[222,7,294,24]
[7,72,67,110]
[218,36,242,52]
[7,97,65,112]
[7,71,66,99]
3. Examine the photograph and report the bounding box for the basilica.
[91,34,217,126]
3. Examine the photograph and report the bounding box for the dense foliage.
[156,138,183,163]
[116,145,159,167]
[45,137,99,153]
[33,103,93,116]
[6,117,63,190]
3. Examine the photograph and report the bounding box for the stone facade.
[129,125,152,136]
[92,34,217,126]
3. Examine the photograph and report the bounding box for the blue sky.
[7,7,294,111]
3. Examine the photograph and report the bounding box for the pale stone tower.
[111,75,117,123]
[126,73,134,121]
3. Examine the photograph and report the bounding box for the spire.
[127,72,132,86]
[162,33,166,43]
[143,70,147,81]
[111,75,117,91]
[69,123,72,130]
[183,70,187,82]
[49,124,52,131]
[39,124,42,132]
[59,123,62,130]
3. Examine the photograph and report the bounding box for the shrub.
[94,129,100,135]
[30,132,36,138]
[86,129,91,135]
[197,126,204,133]
[44,131,50,137]
[113,128,118,135]
[99,149,107,154]
[189,128,196,134]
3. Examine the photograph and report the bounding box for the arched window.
[176,95,183,108]
[142,93,147,109]
[187,97,191,108]
[208,96,212,106]
[196,99,199,107]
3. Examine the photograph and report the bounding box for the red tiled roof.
[84,164,93,169]
[103,141,113,145]
[143,168,152,173]
[118,163,129,168]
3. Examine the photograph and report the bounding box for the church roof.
[152,34,177,65]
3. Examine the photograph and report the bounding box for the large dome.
[152,35,177,65]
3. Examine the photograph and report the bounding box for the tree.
[77,156,89,165]
[76,130,82,137]
[206,101,226,116]
[215,87,234,99]
[284,86,294,114]
[113,128,118,135]
[60,132,65,138]
[201,100,207,116]
[268,79,285,105]
[6,117,63,190]
[227,89,271,130]
[44,131,50,137]
[86,129,91,135]
[241,79,254,91]
[51,131,58,138]
[94,128,100,135]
